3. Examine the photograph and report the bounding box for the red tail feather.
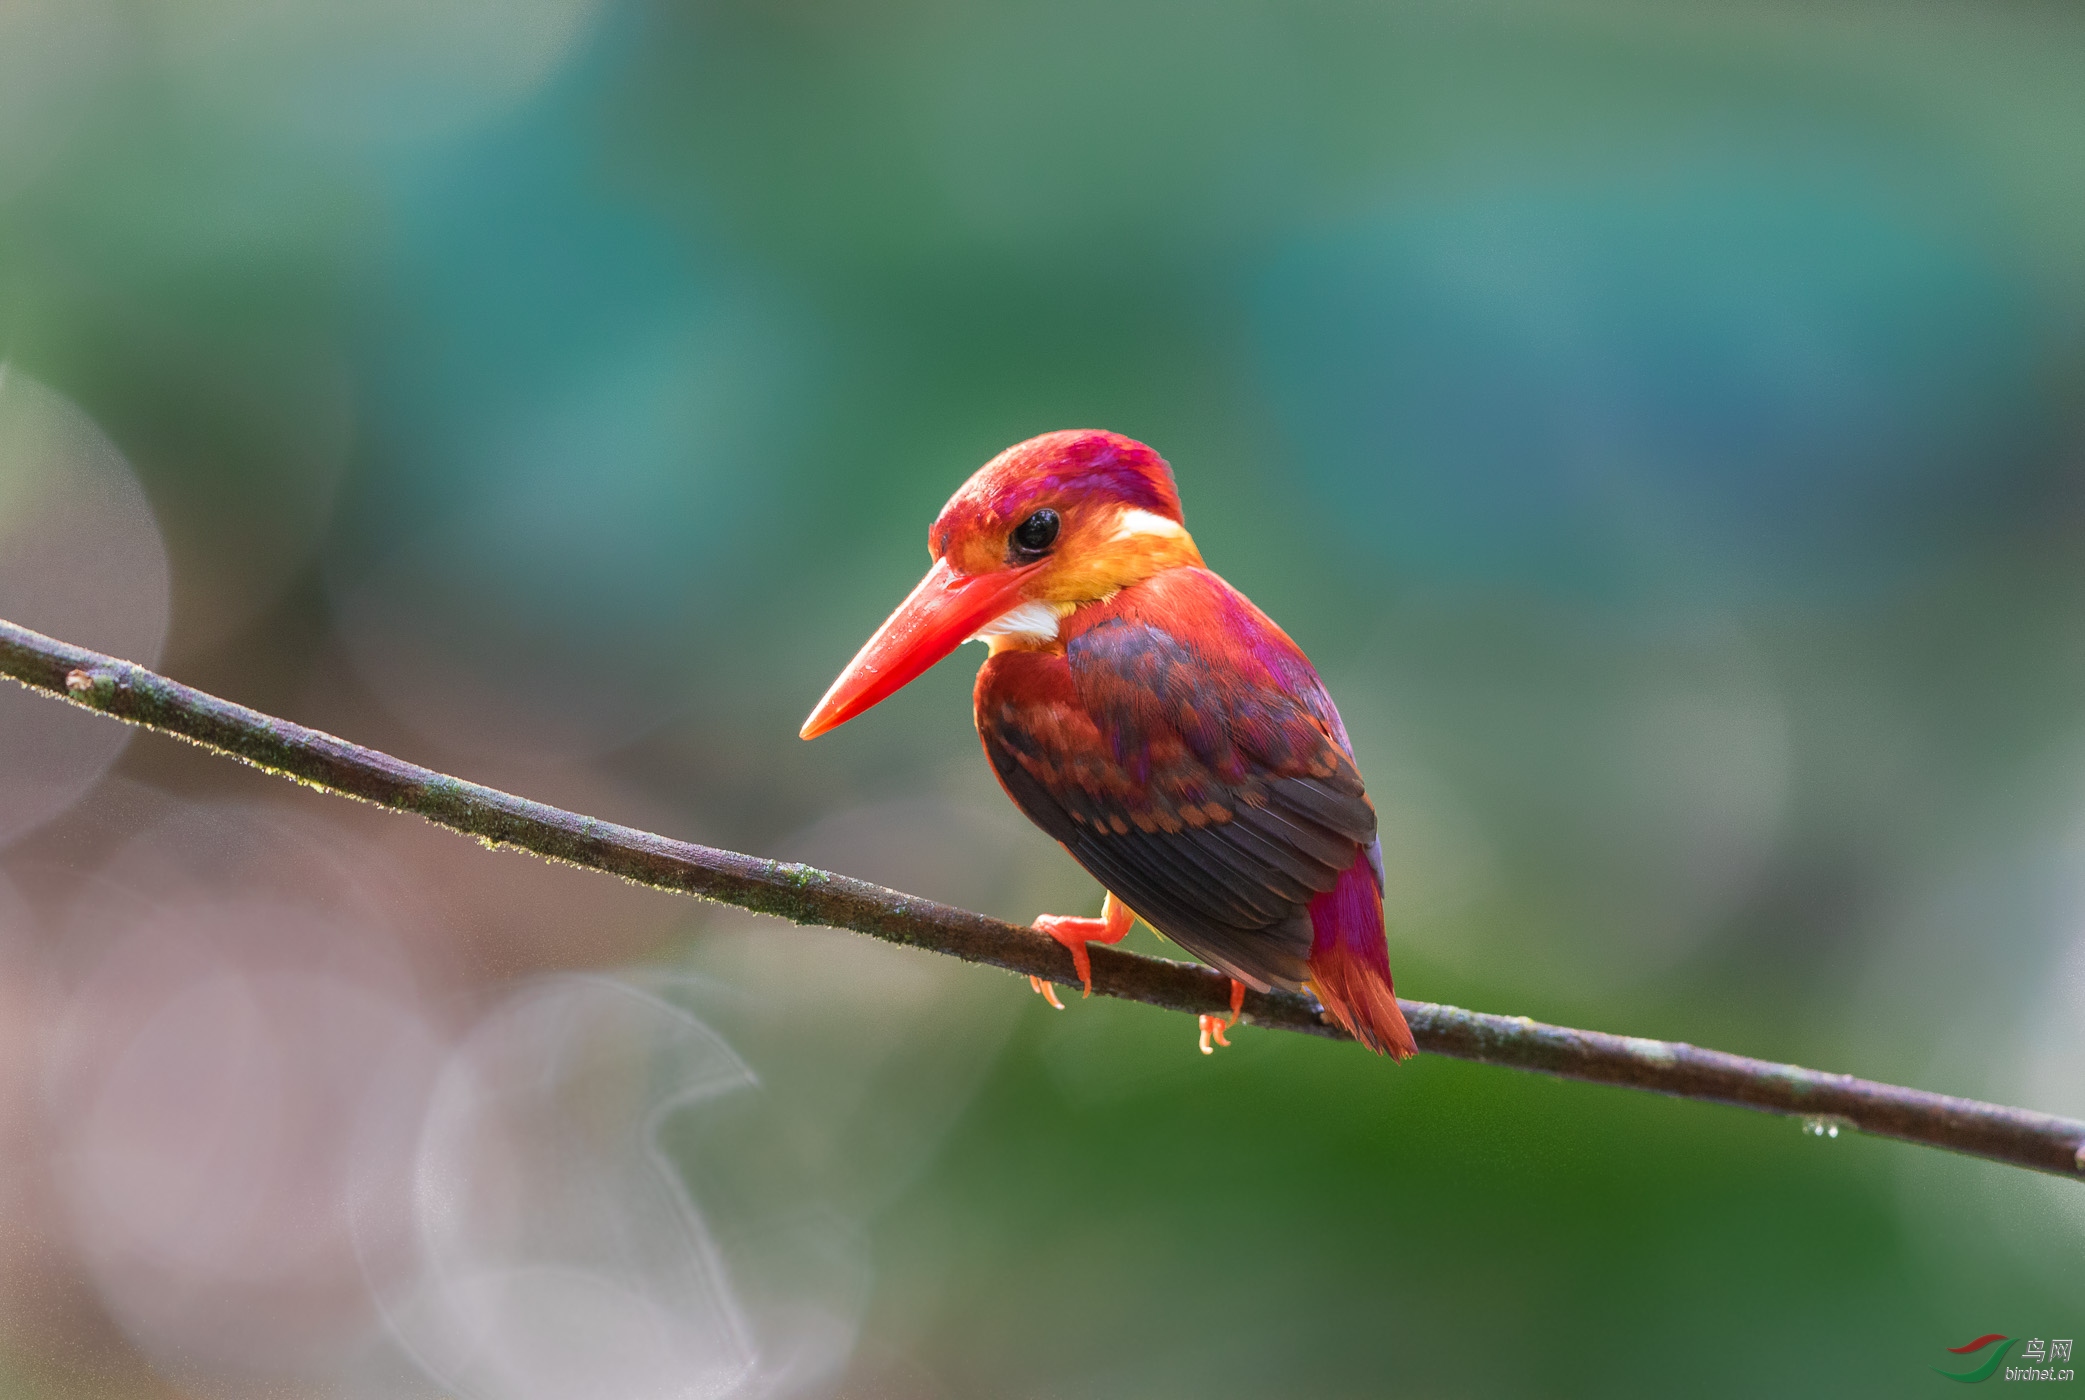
[1306,850,1416,1059]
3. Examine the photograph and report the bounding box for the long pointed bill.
[800,558,1041,739]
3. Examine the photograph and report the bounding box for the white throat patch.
[968,600,1066,646]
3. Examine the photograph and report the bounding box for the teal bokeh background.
[1,1,2082,1395]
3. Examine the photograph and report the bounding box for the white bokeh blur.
[677,795,1044,1220]
[145,0,610,149]
[377,975,863,1400]
[24,798,879,1398]
[43,802,444,1388]
[0,365,170,847]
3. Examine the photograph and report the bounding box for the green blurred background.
[0,0,2082,1396]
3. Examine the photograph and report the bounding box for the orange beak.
[800,557,1042,739]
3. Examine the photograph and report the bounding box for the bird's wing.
[975,568,1376,991]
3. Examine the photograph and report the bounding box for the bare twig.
[3,616,2081,1180]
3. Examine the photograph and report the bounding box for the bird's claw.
[1197,979,1248,1055]
[1032,914,1102,995]
[1028,974,1065,1010]
[1032,895,1132,999]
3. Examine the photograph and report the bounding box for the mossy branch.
[3,617,2081,1180]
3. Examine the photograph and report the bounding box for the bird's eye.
[1011,508,1060,555]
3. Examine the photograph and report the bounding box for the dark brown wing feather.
[974,568,1375,992]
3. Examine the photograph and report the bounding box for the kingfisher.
[800,430,1416,1058]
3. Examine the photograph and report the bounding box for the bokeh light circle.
[379,975,864,1400]
[0,367,171,847]
[47,896,443,1385]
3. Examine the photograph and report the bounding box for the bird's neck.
[981,553,1205,659]
[1049,516,1204,606]
[975,513,1203,657]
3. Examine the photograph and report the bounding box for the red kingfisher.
[800,430,1416,1059]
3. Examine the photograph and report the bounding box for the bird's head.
[801,429,1203,739]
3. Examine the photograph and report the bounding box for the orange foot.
[1032,891,1134,1001]
[1198,980,1247,1055]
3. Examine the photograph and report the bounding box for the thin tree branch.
[2,616,2080,1180]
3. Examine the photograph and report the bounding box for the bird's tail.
[1306,844,1416,1059]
